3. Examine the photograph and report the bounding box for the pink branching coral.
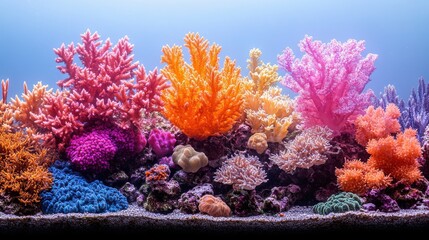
[270,126,333,173]
[214,153,267,190]
[278,35,378,134]
[31,30,169,151]
[355,103,401,146]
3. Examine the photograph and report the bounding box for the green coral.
[313,192,362,215]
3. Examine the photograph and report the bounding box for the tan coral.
[172,144,208,173]
[247,132,268,154]
[198,194,231,217]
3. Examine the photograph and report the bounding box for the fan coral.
[198,194,231,217]
[313,192,362,215]
[41,161,128,214]
[336,160,392,195]
[148,129,176,157]
[367,128,422,184]
[31,30,168,151]
[161,32,245,140]
[355,104,401,146]
[247,132,268,154]
[172,144,208,173]
[214,153,267,190]
[0,131,52,215]
[270,126,333,173]
[278,35,377,134]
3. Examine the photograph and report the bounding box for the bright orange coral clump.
[161,33,245,140]
[367,128,422,184]
[336,160,392,195]
[354,103,401,146]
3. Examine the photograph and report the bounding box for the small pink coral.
[148,129,176,157]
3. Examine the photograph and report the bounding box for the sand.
[0,205,428,237]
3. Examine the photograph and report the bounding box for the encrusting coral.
[161,32,245,140]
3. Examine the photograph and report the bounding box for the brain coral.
[198,194,231,217]
[41,160,128,214]
[313,192,362,215]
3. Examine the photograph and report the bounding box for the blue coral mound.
[41,160,128,214]
[313,192,362,215]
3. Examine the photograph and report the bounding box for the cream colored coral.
[172,144,208,173]
[247,132,268,154]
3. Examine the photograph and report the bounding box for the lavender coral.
[270,126,333,173]
[214,153,267,190]
[278,35,377,134]
[148,129,176,157]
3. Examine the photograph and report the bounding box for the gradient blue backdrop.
[0,0,428,101]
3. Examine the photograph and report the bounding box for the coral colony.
[2,30,429,218]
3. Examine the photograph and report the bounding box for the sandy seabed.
[1,204,428,237]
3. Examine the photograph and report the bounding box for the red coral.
[145,164,170,182]
[355,103,401,146]
[367,128,422,184]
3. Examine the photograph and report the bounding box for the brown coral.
[247,132,268,154]
[161,33,245,140]
[198,194,231,217]
[366,128,422,184]
[172,144,208,173]
[336,160,392,195]
[0,130,52,212]
[355,103,401,146]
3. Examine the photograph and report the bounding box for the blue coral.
[41,160,128,214]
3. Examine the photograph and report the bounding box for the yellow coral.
[161,33,245,140]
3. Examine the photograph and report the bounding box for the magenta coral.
[32,30,168,151]
[278,35,378,134]
[148,129,176,157]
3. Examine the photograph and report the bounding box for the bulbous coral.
[198,194,231,217]
[367,128,422,184]
[313,192,362,215]
[172,144,208,173]
[214,153,267,190]
[148,129,176,157]
[247,133,268,154]
[355,103,401,146]
[178,183,214,214]
[161,32,245,140]
[336,160,392,196]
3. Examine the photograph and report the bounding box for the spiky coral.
[0,130,52,214]
[367,129,422,184]
[270,126,333,173]
[0,79,13,131]
[31,30,168,151]
[243,49,299,142]
[278,35,377,134]
[161,33,245,140]
[336,160,392,195]
[355,103,401,146]
[214,153,267,190]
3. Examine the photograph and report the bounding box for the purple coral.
[148,129,176,157]
[178,183,214,214]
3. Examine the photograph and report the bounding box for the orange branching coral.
[0,79,13,131]
[0,130,52,210]
[367,128,422,184]
[161,33,245,140]
[242,49,299,142]
[198,194,231,217]
[336,160,392,195]
[355,103,401,146]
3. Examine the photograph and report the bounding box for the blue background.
[0,0,428,101]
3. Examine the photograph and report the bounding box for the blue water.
[0,0,428,100]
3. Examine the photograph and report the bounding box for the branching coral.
[0,130,52,215]
[367,129,422,184]
[336,160,392,195]
[161,32,245,140]
[270,126,333,173]
[278,35,377,134]
[214,153,267,190]
[31,30,168,151]
[243,49,299,142]
[354,103,401,146]
[0,79,13,131]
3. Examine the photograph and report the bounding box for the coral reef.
[198,194,231,217]
[161,33,245,140]
[41,161,128,214]
[313,192,362,215]
[148,129,176,157]
[278,35,377,134]
[172,144,208,173]
[270,126,333,173]
[214,153,267,190]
